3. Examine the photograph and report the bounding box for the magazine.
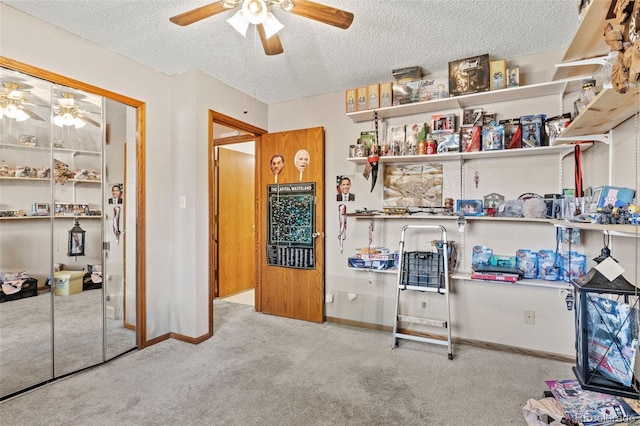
[546,379,640,425]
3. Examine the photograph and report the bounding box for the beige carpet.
[222,288,255,306]
[0,299,574,425]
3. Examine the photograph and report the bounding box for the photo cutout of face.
[294,149,310,181]
[270,153,285,183]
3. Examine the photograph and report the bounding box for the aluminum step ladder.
[391,224,453,360]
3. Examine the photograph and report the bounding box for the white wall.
[268,51,639,357]
[0,4,267,341]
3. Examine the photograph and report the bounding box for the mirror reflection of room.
[0,66,137,399]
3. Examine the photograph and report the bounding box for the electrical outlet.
[524,309,535,325]
[421,300,429,311]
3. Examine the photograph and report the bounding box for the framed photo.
[456,199,484,216]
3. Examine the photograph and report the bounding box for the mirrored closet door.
[0,64,138,399]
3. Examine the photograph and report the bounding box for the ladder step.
[397,315,447,328]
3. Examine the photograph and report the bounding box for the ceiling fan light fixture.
[53,114,65,127]
[242,0,267,24]
[227,9,250,36]
[263,12,284,39]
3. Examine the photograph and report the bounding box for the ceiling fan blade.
[78,113,101,127]
[20,107,44,121]
[257,24,284,56]
[289,0,354,29]
[169,1,228,26]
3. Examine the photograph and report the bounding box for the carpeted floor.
[0,299,574,425]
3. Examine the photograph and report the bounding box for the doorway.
[209,111,267,326]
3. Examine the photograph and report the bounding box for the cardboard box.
[345,89,356,113]
[54,270,84,296]
[507,65,520,87]
[356,87,367,111]
[418,77,449,100]
[380,82,393,107]
[448,54,490,96]
[366,83,380,110]
[490,59,507,90]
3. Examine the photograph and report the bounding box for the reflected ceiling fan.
[0,82,45,122]
[53,93,101,129]
[170,0,354,55]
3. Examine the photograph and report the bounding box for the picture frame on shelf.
[456,199,484,216]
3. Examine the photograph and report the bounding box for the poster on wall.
[266,183,316,269]
[383,163,443,207]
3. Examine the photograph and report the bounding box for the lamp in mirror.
[67,219,86,257]
[0,82,43,122]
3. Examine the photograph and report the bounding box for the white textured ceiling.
[1,0,580,105]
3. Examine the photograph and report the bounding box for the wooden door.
[257,127,324,323]
[218,147,255,297]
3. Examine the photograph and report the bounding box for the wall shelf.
[452,273,573,290]
[346,77,584,123]
[553,0,615,81]
[551,220,639,237]
[346,143,592,164]
[557,87,640,139]
[0,215,101,221]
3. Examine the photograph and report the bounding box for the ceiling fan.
[0,82,45,122]
[169,0,354,56]
[53,93,101,129]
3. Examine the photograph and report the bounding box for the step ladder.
[391,224,453,360]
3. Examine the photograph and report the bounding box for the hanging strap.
[574,145,583,197]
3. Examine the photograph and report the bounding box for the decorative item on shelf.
[18,135,36,147]
[448,54,490,97]
[520,114,547,148]
[345,89,356,113]
[573,80,597,117]
[571,262,640,399]
[546,113,572,145]
[392,66,422,105]
[53,138,64,148]
[489,59,507,90]
[506,65,519,88]
[379,82,392,108]
[500,118,522,149]
[483,193,504,210]
[456,199,483,216]
[0,160,8,177]
[593,232,617,264]
[356,87,367,111]
[53,159,75,184]
[366,83,379,110]
[418,76,449,100]
[31,203,49,216]
[67,219,86,258]
[604,1,640,93]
